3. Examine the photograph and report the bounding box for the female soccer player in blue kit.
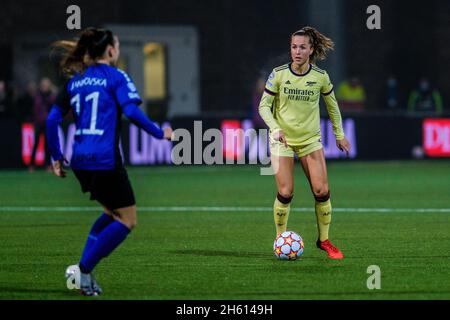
[46,27,172,296]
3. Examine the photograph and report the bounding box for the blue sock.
[80,213,115,263]
[79,221,130,273]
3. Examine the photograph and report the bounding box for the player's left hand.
[163,127,173,140]
[336,138,350,157]
[52,158,68,178]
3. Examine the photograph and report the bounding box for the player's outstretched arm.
[46,106,64,160]
[122,103,172,140]
[46,106,68,177]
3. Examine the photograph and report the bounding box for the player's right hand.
[336,137,351,157]
[52,159,68,178]
[163,127,173,140]
[272,130,288,148]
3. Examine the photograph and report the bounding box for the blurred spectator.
[252,75,266,129]
[15,81,37,123]
[29,77,56,171]
[0,80,12,119]
[386,74,399,110]
[407,77,443,115]
[336,76,366,112]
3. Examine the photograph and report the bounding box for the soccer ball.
[273,231,304,260]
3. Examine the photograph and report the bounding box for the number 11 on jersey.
[71,91,105,136]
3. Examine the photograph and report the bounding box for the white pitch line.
[0,206,450,213]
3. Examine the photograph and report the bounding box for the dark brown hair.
[291,26,334,63]
[52,27,115,77]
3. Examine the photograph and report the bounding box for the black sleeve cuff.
[264,88,276,96]
[321,87,334,96]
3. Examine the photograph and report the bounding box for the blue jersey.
[56,64,142,170]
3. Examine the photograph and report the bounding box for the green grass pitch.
[0,160,449,300]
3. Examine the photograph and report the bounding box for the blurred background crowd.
[0,0,449,168]
[0,0,448,121]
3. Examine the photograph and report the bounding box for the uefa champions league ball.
[273,231,304,260]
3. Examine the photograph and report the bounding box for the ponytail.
[52,27,115,77]
[291,26,334,63]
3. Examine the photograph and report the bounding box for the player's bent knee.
[115,216,136,230]
[123,214,137,230]
[278,186,293,199]
[313,189,330,202]
[113,205,137,230]
[127,219,137,230]
[277,192,293,204]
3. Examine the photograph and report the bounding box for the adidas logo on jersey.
[285,80,291,85]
